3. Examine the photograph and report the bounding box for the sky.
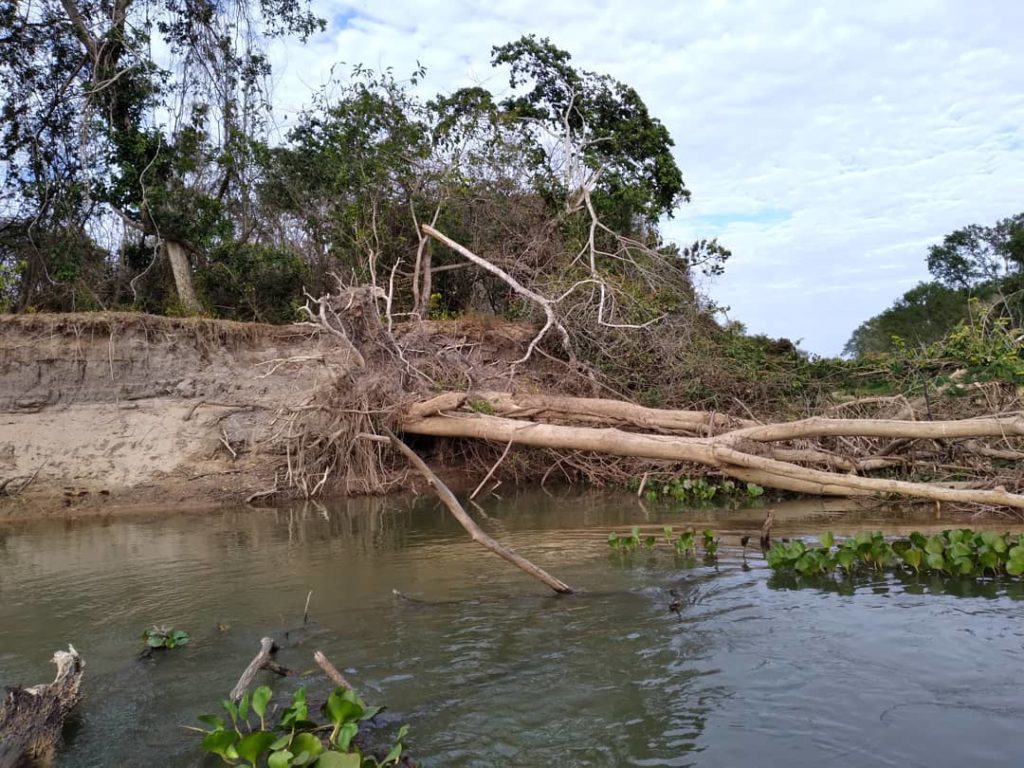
[265,0,1024,356]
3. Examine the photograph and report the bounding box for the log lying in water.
[0,646,84,768]
[400,392,1024,510]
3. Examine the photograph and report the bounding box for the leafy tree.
[0,0,323,312]
[927,213,1024,289]
[491,35,688,227]
[844,281,973,357]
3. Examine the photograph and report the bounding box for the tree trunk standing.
[165,239,202,313]
[0,646,84,768]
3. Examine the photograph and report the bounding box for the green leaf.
[900,547,923,572]
[289,733,324,763]
[197,713,226,731]
[978,550,1000,571]
[171,629,190,646]
[202,730,239,759]
[382,741,404,765]
[819,531,834,549]
[268,750,294,768]
[236,731,277,765]
[1007,559,1024,576]
[926,552,946,572]
[325,690,363,726]
[925,536,945,555]
[270,734,292,751]
[335,721,359,751]
[147,635,166,648]
[315,753,361,768]
[238,691,250,721]
[252,686,272,721]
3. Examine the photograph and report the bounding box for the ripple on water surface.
[2,493,1024,767]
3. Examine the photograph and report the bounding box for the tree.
[927,213,1024,289]
[844,281,972,356]
[0,0,323,312]
[491,35,688,227]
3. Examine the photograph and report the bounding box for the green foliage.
[843,281,974,357]
[491,35,688,225]
[927,213,1024,289]
[629,475,764,506]
[609,526,718,562]
[467,399,495,415]
[197,686,407,767]
[196,244,309,324]
[847,211,1024,358]
[767,529,1024,582]
[142,625,190,650]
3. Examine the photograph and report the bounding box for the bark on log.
[0,646,84,768]
[382,427,574,594]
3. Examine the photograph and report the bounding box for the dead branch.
[230,637,277,702]
[0,646,84,768]
[313,650,352,690]
[380,427,574,594]
[422,224,574,366]
[470,437,515,501]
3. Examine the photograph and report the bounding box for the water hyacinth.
[766,529,1024,580]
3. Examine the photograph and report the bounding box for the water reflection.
[2,493,1024,767]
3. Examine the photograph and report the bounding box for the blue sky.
[267,0,1024,355]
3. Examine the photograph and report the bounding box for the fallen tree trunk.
[400,396,1024,510]
[408,391,755,435]
[0,646,84,768]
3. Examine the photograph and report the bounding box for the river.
[2,492,1023,766]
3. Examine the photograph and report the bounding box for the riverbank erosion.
[0,309,564,517]
[3,291,1024,519]
[0,312,351,516]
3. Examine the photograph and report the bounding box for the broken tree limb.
[230,637,276,702]
[313,651,352,690]
[422,224,575,365]
[380,427,574,594]
[0,645,84,768]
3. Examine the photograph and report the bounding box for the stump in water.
[0,646,84,768]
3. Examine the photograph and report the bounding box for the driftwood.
[379,427,574,594]
[400,392,1024,511]
[313,651,352,690]
[230,637,277,702]
[0,646,84,768]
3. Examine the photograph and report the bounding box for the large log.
[0,646,84,768]
[400,410,1024,510]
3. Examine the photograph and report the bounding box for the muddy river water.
[2,492,1024,766]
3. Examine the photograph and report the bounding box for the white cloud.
[265,0,1024,355]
